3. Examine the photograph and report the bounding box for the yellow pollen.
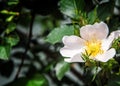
[85,39,104,58]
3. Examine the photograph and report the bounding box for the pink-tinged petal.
[80,22,109,40]
[110,30,120,39]
[95,48,116,62]
[60,46,83,57]
[80,25,95,40]
[101,39,112,51]
[64,54,85,62]
[102,30,120,51]
[62,35,85,49]
[94,22,109,39]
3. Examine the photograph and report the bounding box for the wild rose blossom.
[60,22,120,62]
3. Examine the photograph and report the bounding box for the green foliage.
[97,0,115,21]
[0,44,11,60]
[46,25,74,44]
[6,74,48,86]
[0,0,120,86]
[5,34,19,46]
[108,74,120,86]
[55,60,70,80]
[112,37,120,51]
[87,8,98,24]
[5,78,28,86]
[7,0,19,5]
[59,0,85,20]
[5,23,16,34]
[26,74,48,86]
[0,10,19,15]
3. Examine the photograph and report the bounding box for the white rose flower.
[60,22,120,62]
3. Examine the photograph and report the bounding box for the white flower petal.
[110,30,120,39]
[60,46,83,57]
[64,54,85,62]
[102,37,114,51]
[62,35,85,49]
[94,22,109,39]
[80,22,108,40]
[102,30,120,51]
[95,48,116,62]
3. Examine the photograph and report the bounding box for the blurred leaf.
[5,34,19,46]
[6,16,14,22]
[97,1,115,20]
[59,0,85,19]
[5,74,48,86]
[46,25,74,44]
[0,10,9,14]
[7,0,19,5]
[87,7,98,24]
[0,44,11,60]
[108,74,120,86]
[26,74,48,86]
[0,10,19,15]
[55,60,70,80]
[5,23,16,34]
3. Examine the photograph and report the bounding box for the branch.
[15,11,35,80]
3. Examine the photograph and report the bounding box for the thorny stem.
[15,11,35,80]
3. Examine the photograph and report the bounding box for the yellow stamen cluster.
[85,39,104,58]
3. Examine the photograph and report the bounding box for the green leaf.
[26,74,48,86]
[6,15,14,22]
[7,0,19,5]
[0,45,11,60]
[97,1,115,20]
[59,0,85,19]
[0,10,19,15]
[5,34,19,46]
[108,74,120,86]
[6,23,16,34]
[87,7,98,24]
[46,25,74,44]
[55,60,70,80]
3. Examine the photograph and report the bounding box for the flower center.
[85,39,104,58]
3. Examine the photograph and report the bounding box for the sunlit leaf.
[55,60,70,80]
[26,74,48,86]
[0,45,11,60]
[6,16,14,22]
[0,10,19,15]
[59,0,85,19]
[46,25,74,44]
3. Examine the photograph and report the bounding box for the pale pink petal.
[80,22,109,40]
[80,25,95,40]
[95,48,116,62]
[62,35,85,49]
[110,30,120,39]
[102,30,120,51]
[94,22,109,39]
[60,46,83,57]
[64,54,85,62]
